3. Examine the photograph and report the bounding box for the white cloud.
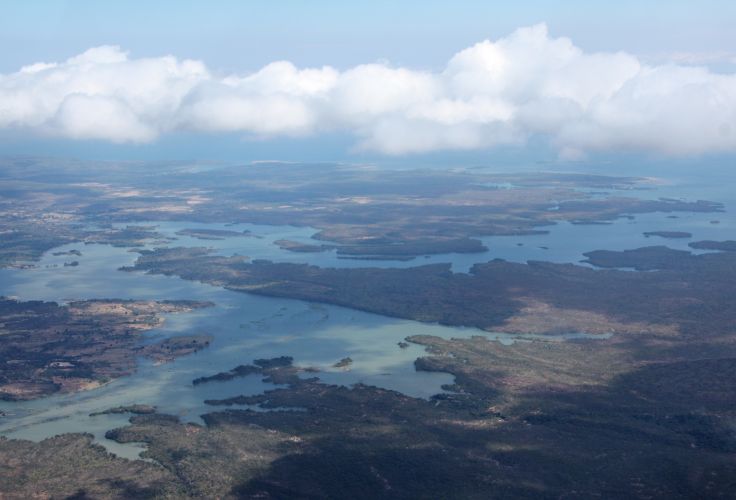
[52,94,156,142]
[1,25,735,156]
[0,45,208,142]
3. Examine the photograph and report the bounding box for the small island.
[643,231,692,239]
[192,356,293,386]
[689,240,736,252]
[52,249,82,257]
[175,228,253,240]
[90,404,156,416]
[332,357,353,369]
[274,239,332,253]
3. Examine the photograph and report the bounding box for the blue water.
[1,167,735,459]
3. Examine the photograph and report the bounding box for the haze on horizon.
[4,4,736,498]
[0,0,735,164]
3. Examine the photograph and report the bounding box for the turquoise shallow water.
[1,172,735,458]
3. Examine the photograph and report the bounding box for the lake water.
[1,171,735,459]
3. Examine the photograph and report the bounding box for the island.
[0,159,723,268]
[175,228,253,240]
[0,298,212,400]
[689,240,736,252]
[643,231,692,239]
[1,159,735,498]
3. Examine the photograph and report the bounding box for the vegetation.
[0,433,183,499]
[127,243,736,340]
[689,239,736,251]
[1,159,735,498]
[0,298,212,400]
[643,230,692,238]
[0,158,723,266]
[90,404,157,416]
[175,228,253,240]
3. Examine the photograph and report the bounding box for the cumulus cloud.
[1,24,735,156]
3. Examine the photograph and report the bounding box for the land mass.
[0,298,212,400]
[89,404,157,417]
[58,349,736,498]
[274,239,332,253]
[689,240,736,252]
[643,230,692,239]
[0,159,723,266]
[1,159,735,498]
[4,244,736,496]
[125,243,735,340]
[175,228,253,240]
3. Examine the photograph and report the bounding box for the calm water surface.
[1,173,734,458]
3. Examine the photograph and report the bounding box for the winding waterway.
[1,172,735,459]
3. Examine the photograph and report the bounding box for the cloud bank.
[1,24,735,157]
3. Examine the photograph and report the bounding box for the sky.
[0,0,735,164]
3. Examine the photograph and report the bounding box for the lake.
[1,171,734,459]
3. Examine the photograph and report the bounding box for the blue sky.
[2,0,735,72]
[1,1,735,163]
